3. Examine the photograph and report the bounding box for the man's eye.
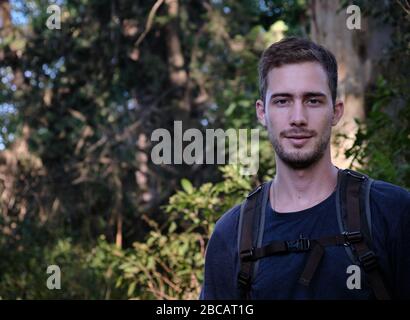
[274,99,289,105]
[307,98,321,105]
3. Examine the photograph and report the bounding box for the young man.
[200,37,410,299]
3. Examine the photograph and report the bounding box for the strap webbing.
[344,171,391,300]
[299,243,325,286]
[237,183,266,299]
[241,233,359,262]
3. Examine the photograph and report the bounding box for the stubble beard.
[268,126,331,169]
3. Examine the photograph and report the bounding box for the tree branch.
[396,0,410,15]
[135,0,165,47]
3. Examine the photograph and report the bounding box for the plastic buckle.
[240,248,254,262]
[358,251,378,272]
[343,231,363,246]
[237,271,251,288]
[286,238,310,252]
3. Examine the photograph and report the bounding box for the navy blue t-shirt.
[200,179,410,299]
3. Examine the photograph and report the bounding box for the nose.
[289,100,307,127]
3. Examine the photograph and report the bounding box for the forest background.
[0,0,409,299]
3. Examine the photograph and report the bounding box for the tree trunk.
[165,0,188,91]
[309,0,391,169]
[0,0,11,31]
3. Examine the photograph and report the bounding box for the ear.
[332,100,344,126]
[256,99,266,127]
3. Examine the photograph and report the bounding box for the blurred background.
[0,0,409,299]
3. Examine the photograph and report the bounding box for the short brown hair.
[258,37,338,105]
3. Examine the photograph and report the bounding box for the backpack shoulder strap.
[336,169,372,263]
[337,169,391,300]
[237,181,271,299]
[364,175,374,241]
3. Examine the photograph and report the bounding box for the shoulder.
[370,179,410,208]
[201,204,243,299]
[205,203,242,254]
[204,203,242,264]
[213,203,242,236]
[367,180,410,297]
[369,179,410,229]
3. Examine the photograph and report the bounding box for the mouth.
[286,135,312,139]
[285,135,312,146]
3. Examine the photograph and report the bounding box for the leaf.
[168,222,177,233]
[181,179,194,194]
[127,281,136,297]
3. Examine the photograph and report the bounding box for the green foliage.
[3,0,408,301]
[0,0,294,249]
[346,77,410,189]
[345,1,410,189]
[116,165,253,299]
[0,165,254,299]
[0,236,126,299]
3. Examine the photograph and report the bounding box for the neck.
[271,150,338,213]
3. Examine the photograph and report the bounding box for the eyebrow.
[269,92,327,102]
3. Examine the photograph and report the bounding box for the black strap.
[343,170,391,300]
[297,231,363,287]
[241,232,362,262]
[239,231,363,291]
[241,238,308,262]
[237,183,267,299]
[299,243,325,286]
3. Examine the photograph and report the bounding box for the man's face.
[256,62,343,169]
